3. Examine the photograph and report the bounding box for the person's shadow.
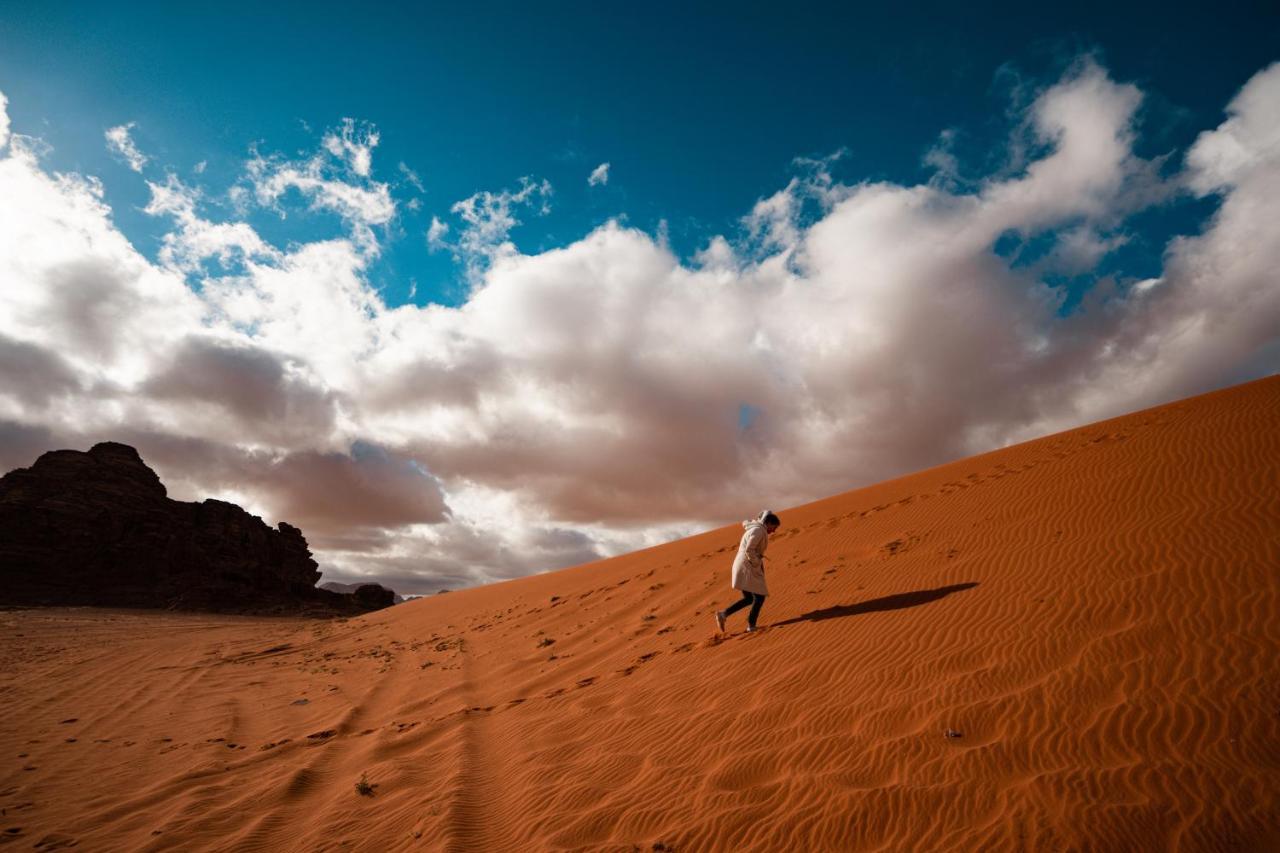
[774,582,978,628]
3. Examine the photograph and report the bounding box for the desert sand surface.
[2,375,1278,852]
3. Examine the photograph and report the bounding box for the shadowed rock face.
[319,581,404,605]
[0,442,390,614]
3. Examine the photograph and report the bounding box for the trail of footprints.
[760,423,1148,542]
[66,571,702,759]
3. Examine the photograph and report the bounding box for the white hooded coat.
[730,518,770,596]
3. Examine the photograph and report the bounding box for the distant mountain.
[0,442,392,614]
[320,581,405,605]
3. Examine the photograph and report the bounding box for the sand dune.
[2,375,1278,851]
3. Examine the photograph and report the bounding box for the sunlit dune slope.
[2,375,1278,851]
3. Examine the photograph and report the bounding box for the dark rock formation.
[0,442,389,614]
[319,581,404,605]
[351,583,397,610]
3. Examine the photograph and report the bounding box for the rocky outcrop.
[319,581,404,605]
[0,442,389,614]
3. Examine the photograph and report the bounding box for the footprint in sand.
[33,832,78,850]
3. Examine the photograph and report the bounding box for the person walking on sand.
[715,510,780,634]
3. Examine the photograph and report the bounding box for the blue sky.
[1,1,1275,308]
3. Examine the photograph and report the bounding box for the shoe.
[714,611,726,633]
[746,624,757,633]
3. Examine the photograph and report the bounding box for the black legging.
[723,591,765,626]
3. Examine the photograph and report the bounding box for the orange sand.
[2,376,1278,851]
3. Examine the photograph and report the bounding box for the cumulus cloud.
[141,336,339,445]
[105,122,148,172]
[1085,60,1280,409]
[0,91,9,149]
[0,333,82,407]
[588,162,610,186]
[0,134,202,382]
[743,149,849,253]
[318,514,603,592]
[2,61,1279,595]
[103,430,450,537]
[1186,62,1280,194]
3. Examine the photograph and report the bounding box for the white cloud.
[1083,59,1280,412]
[2,61,1279,595]
[978,58,1160,235]
[924,128,962,188]
[105,122,148,172]
[426,215,450,250]
[399,161,425,192]
[246,121,396,254]
[322,118,379,177]
[743,149,850,254]
[0,137,201,387]
[1185,62,1280,194]
[1046,225,1129,273]
[442,176,552,278]
[249,157,394,225]
[144,173,279,272]
[743,182,799,250]
[588,161,610,186]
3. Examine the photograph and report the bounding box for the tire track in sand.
[444,636,521,852]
